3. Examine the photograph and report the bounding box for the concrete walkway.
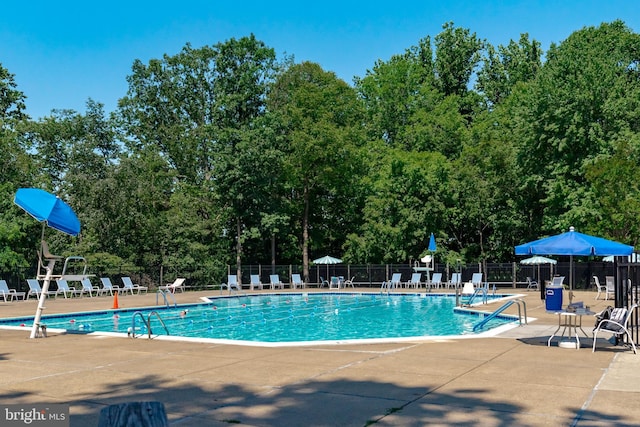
[0,288,638,426]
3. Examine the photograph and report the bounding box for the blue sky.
[1,1,638,120]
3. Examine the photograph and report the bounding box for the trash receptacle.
[545,284,563,311]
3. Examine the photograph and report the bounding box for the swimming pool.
[0,292,521,345]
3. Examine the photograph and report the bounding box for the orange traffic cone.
[112,292,119,309]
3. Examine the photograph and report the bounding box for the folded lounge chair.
[0,280,25,301]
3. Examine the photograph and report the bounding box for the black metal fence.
[3,260,618,292]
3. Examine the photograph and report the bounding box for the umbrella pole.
[30,259,56,338]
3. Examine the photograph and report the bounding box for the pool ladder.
[130,311,170,339]
[156,289,177,307]
[472,298,527,332]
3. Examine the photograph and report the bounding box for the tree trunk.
[302,184,310,282]
[236,217,242,281]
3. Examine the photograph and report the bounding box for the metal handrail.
[156,289,177,307]
[130,310,170,339]
[473,298,527,332]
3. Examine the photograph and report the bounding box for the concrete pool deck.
[1,288,639,426]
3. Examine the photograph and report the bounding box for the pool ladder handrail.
[473,298,528,332]
[130,310,170,339]
[459,283,489,306]
[156,289,177,307]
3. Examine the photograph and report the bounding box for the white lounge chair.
[291,274,304,289]
[55,279,82,298]
[99,277,120,296]
[80,278,102,297]
[0,280,25,301]
[593,304,638,354]
[26,279,55,299]
[222,275,241,292]
[381,273,402,290]
[329,276,341,289]
[269,274,284,290]
[430,272,443,290]
[121,277,148,295]
[319,277,329,288]
[448,273,461,289]
[603,276,616,301]
[407,273,422,289]
[160,278,186,293]
[526,277,539,291]
[250,274,263,290]
[343,276,355,288]
[471,273,483,288]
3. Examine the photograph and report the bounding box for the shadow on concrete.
[62,373,635,426]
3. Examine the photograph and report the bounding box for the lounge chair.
[603,276,616,301]
[471,273,484,288]
[99,277,120,296]
[430,272,443,290]
[0,280,25,301]
[26,279,56,299]
[80,278,102,297]
[343,276,355,288]
[593,304,638,354]
[269,274,284,290]
[291,274,304,289]
[222,275,241,292]
[121,277,148,295]
[250,274,263,290]
[526,277,539,291]
[330,276,341,289]
[55,279,82,298]
[160,278,186,293]
[407,273,422,289]
[381,273,402,290]
[319,277,329,288]
[448,273,461,289]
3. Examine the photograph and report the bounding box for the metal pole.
[30,259,56,338]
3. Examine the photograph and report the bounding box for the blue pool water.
[0,293,518,344]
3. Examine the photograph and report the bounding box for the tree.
[0,63,33,269]
[513,20,640,235]
[344,146,451,263]
[476,33,542,107]
[268,62,365,280]
[118,35,279,281]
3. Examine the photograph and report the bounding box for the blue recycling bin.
[545,284,563,311]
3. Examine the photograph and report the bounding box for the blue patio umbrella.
[14,188,80,236]
[14,188,80,339]
[428,233,437,252]
[515,226,633,301]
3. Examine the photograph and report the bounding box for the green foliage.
[2,21,640,279]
